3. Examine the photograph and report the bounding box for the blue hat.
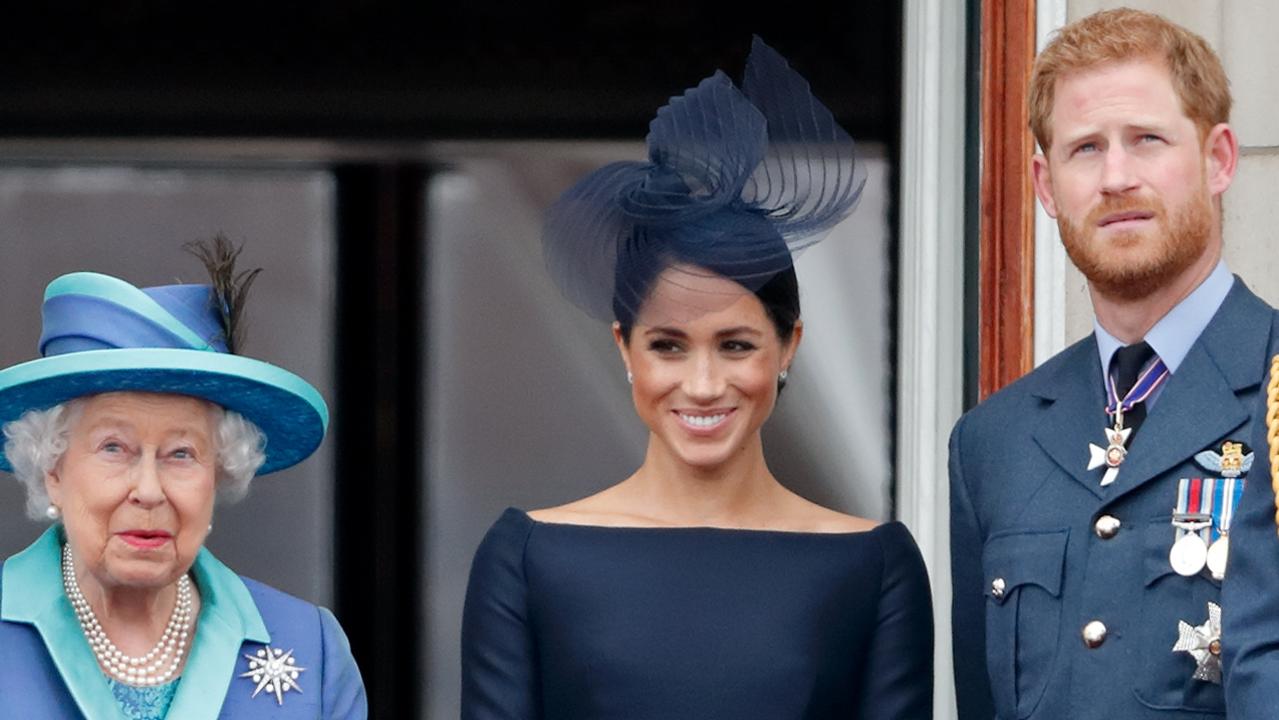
[0,271,328,475]
[543,36,866,322]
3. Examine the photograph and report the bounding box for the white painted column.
[898,1,967,717]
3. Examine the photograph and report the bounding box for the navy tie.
[1110,341,1157,438]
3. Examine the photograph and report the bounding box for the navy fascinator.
[543,36,866,324]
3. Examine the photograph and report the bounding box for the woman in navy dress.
[462,38,933,720]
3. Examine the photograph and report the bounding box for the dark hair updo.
[612,214,801,345]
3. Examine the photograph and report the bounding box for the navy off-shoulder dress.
[462,508,933,719]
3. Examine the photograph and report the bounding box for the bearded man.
[949,9,1278,719]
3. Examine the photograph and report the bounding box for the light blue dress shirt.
[1094,260,1234,408]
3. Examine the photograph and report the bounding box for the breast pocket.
[983,529,1068,720]
[1132,518,1225,714]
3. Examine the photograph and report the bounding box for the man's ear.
[1203,123,1239,197]
[1031,153,1059,219]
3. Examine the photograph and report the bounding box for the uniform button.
[991,578,1006,599]
[1082,620,1107,648]
[1094,515,1121,539]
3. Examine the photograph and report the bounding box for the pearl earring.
[626,371,633,384]
[779,370,789,382]
[45,504,61,521]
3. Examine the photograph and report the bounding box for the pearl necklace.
[61,544,195,687]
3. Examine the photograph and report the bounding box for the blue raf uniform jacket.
[950,279,1277,720]
[1222,309,1279,718]
[0,526,367,720]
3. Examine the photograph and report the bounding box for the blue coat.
[1222,311,1279,718]
[950,279,1277,719]
[0,527,367,720]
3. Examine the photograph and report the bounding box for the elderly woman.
[0,241,366,719]
[461,39,933,719]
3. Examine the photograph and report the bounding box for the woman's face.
[45,392,218,592]
[615,268,801,471]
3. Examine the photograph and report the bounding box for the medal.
[1171,474,1245,580]
[1170,530,1209,576]
[1171,477,1213,577]
[1088,424,1132,487]
[1173,602,1223,684]
[1086,357,1169,486]
[1205,476,1245,580]
[1205,536,1229,580]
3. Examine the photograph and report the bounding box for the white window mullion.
[898,1,967,717]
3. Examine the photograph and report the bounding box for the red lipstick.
[117,530,172,549]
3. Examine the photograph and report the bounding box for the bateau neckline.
[509,507,895,537]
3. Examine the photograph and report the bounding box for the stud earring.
[45,504,61,521]
[779,370,789,382]
[626,371,634,384]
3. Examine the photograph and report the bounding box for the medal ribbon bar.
[1220,478,1244,536]
[1172,477,1215,548]
[1211,478,1225,543]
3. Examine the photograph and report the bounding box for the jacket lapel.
[1107,279,1274,501]
[1,529,275,720]
[1030,336,1109,500]
[1,527,126,720]
[165,548,270,720]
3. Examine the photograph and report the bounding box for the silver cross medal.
[1173,601,1223,684]
[1088,405,1131,486]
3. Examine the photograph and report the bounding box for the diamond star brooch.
[240,645,307,705]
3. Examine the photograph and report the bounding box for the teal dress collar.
[107,677,180,720]
[1,526,271,720]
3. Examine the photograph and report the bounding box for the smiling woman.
[460,38,933,720]
[614,268,801,475]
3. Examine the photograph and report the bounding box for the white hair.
[3,397,267,521]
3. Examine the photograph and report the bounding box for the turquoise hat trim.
[44,273,213,351]
[0,349,328,426]
[0,349,328,475]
